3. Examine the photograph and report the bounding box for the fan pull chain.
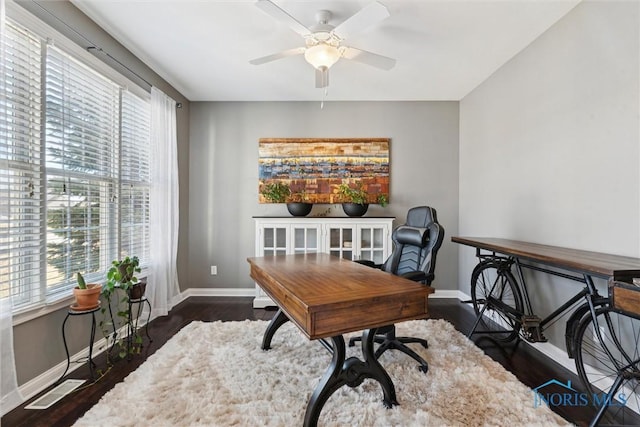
[320,87,328,109]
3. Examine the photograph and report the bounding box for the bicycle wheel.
[574,307,640,424]
[470,261,524,342]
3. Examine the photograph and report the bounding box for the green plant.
[337,183,388,206]
[105,256,141,293]
[76,272,87,289]
[337,183,368,204]
[101,256,144,359]
[260,182,291,203]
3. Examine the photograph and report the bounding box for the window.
[0,17,151,312]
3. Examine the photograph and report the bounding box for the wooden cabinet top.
[252,216,395,219]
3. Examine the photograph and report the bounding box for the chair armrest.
[354,259,382,269]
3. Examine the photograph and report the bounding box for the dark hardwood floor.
[1,297,634,426]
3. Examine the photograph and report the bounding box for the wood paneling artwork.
[258,138,390,204]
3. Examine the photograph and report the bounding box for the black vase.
[128,281,147,300]
[286,203,312,217]
[342,203,369,217]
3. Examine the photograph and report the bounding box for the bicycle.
[468,251,640,425]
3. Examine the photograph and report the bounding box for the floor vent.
[25,379,85,410]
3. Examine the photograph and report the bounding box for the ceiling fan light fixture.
[304,43,340,70]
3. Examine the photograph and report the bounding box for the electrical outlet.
[210,265,217,275]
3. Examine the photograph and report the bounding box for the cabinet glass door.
[359,226,386,264]
[292,226,319,254]
[328,227,354,260]
[263,227,287,256]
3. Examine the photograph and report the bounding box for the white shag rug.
[74,319,570,427]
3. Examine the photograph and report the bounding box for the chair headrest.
[395,226,429,248]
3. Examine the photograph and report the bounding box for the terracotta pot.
[72,284,102,310]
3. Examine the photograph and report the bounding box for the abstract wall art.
[258,138,390,204]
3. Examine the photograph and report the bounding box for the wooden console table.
[247,253,434,427]
[452,237,640,427]
[452,236,640,341]
[452,237,640,281]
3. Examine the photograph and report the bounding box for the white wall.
[188,101,459,292]
[459,1,639,347]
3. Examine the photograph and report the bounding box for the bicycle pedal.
[521,315,547,343]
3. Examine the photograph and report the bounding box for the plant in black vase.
[286,184,313,217]
[337,182,388,217]
[261,181,313,216]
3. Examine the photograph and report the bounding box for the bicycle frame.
[453,237,640,426]
[470,250,607,345]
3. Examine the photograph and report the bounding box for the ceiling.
[71,0,581,102]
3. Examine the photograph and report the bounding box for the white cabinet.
[253,216,394,308]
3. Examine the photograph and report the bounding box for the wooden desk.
[247,253,434,427]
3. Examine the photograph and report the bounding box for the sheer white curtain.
[1,0,24,415]
[148,87,180,317]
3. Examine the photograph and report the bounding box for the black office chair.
[350,206,445,373]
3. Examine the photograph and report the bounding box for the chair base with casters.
[349,324,430,373]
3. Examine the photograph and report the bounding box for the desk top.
[247,253,434,340]
[452,236,640,280]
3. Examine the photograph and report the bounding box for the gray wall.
[11,1,190,386]
[459,1,640,348]
[188,101,459,292]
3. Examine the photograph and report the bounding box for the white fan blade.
[250,47,305,65]
[342,47,396,70]
[255,0,311,37]
[332,1,390,41]
[315,67,329,88]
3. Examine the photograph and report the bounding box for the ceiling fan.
[250,0,396,89]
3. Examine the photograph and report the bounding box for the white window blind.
[1,13,152,312]
[44,44,120,298]
[0,20,43,309]
[120,90,150,262]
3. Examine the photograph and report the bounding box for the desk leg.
[262,308,289,350]
[303,328,398,427]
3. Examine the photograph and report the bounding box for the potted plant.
[72,272,102,310]
[101,256,144,358]
[261,181,314,216]
[337,182,388,217]
[286,186,313,217]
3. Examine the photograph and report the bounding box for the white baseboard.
[430,289,463,299]
[182,287,256,298]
